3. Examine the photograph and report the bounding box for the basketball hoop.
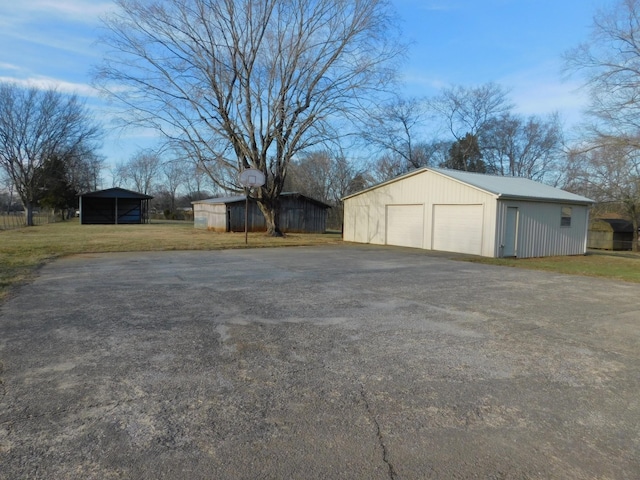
[238,169,266,244]
[238,168,265,188]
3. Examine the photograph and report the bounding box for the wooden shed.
[343,167,594,258]
[79,187,153,225]
[588,218,635,250]
[192,193,330,233]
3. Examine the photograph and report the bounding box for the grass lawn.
[465,250,640,283]
[0,219,342,300]
[1,219,639,301]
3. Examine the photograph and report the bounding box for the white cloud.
[0,75,99,97]
[36,0,114,17]
[1,0,114,24]
[0,0,111,58]
[0,63,21,71]
[400,71,450,96]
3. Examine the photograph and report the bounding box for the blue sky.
[0,0,609,174]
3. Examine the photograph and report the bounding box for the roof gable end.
[343,167,593,205]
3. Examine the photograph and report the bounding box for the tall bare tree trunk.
[95,0,403,239]
[257,199,283,237]
[24,202,34,227]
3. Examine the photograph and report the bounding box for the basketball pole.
[238,168,265,245]
[245,186,249,245]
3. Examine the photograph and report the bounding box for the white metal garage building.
[342,168,594,258]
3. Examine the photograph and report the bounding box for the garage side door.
[386,205,424,248]
[432,204,483,255]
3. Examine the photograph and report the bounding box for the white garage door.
[386,204,424,248]
[433,204,484,255]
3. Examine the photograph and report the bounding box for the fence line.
[0,212,59,231]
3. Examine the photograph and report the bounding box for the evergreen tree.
[35,155,77,219]
[442,133,486,173]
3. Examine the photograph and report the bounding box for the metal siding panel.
[503,207,519,256]
[343,199,356,241]
[353,205,370,243]
[279,198,327,233]
[498,201,589,258]
[495,202,506,257]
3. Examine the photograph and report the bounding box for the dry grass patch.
[3,220,639,301]
[465,250,640,283]
[0,220,342,300]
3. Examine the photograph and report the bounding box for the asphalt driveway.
[0,244,639,479]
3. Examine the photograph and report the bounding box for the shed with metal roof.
[342,167,594,258]
[79,187,153,225]
[192,193,330,233]
[588,218,635,250]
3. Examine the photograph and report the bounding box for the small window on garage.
[561,206,572,227]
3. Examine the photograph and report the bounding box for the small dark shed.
[79,187,153,225]
[192,193,330,233]
[588,218,635,250]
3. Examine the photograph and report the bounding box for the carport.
[79,187,153,225]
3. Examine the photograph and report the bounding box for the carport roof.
[79,187,153,199]
[343,167,594,205]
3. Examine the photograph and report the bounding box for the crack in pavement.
[359,382,397,480]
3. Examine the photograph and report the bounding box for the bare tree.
[369,152,406,182]
[285,151,334,203]
[481,112,564,181]
[427,83,513,175]
[361,96,432,170]
[110,163,127,189]
[183,162,217,201]
[0,82,101,226]
[566,142,640,250]
[67,149,104,193]
[118,149,162,195]
[368,141,450,182]
[161,159,186,213]
[565,0,640,136]
[286,150,369,203]
[285,149,372,229]
[95,0,403,236]
[430,83,513,142]
[564,0,640,246]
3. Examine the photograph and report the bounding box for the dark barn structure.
[588,218,635,250]
[193,193,330,233]
[79,188,153,225]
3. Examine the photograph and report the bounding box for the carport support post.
[244,187,248,245]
